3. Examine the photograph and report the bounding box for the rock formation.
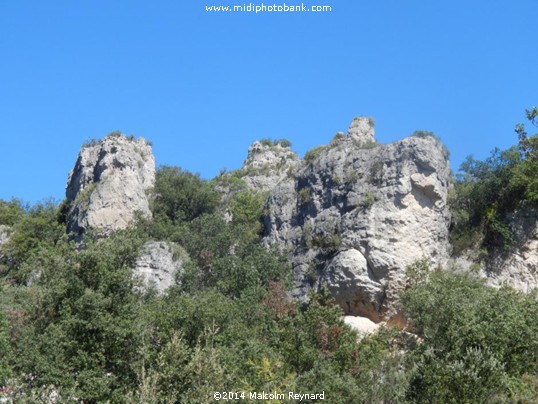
[343,315,383,339]
[65,133,155,237]
[133,241,189,294]
[485,205,538,292]
[232,140,300,194]
[263,117,451,321]
[0,225,9,246]
[347,117,376,146]
[213,139,300,222]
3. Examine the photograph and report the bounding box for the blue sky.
[0,0,536,203]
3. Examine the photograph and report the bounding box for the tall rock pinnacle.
[65,133,155,237]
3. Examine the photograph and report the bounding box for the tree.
[151,166,219,224]
[402,271,538,402]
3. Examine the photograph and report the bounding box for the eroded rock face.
[326,249,385,321]
[66,134,155,237]
[263,117,451,321]
[239,140,300,193]
[133,241,189,294]
[485,206,538,292]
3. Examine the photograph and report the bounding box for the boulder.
[343,315,382,338]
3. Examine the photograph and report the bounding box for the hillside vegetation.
[0,109,537,402]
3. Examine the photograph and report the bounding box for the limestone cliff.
[262,117,452,321]
[65,133,155,237]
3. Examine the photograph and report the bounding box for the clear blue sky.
[0,0,536,203]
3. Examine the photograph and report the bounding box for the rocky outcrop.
[65,133,155,237]
[485,205,538,292]
[133,241,189,293]
[0,225,9,246]
[263,117,451,321]
[241,140,299,193]
[347,117,375,146]
[236,140,299,193]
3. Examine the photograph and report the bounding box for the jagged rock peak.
[263,117,451,322]
[347,116,375,145]
[239,139,299,193]
[244,139,297,168]
[65,132,155,237]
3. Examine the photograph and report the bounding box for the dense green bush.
[3,116,538,401]
[450,108,538,253]
[304,145,327,163]
[402,270,538,402]
[259,138,292,148]
[0,200,65,282]
[0,199,25,226]
[151,166,219,224]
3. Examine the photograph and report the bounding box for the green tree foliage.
[402,270,538,402]
[451,107,538,252]
[5,231,148,400]
[0,309,11,386]
[0,199,25,226]
[513,106,538,202]
[0,200,65,282]
[151,166,219,224]
[4,143,538,402]
[227,190,266,243]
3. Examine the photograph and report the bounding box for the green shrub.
[368,160,384,183]
[82,138,100,148]
[353,139,378,149]
[330,132,345,147]
[298,187,311,205]
[75,182,97,210]
[228,190,266,243]
[258,138,292,148]
[277,138,292,148]
[344,170,360,186]
[362,191,375,209]
[151,166,219,224]
[0,199,25,226]
[304,146,326,164]
[312,233,342,252]
[411,130,436,139]
[331,175,342,185]
[402,271,538,402]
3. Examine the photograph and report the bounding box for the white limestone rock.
[347,117,375,146]
[326,249,385,321]
[0,225,9,246]
[65,133,155,237]
[134,241,189,294]
[263,117,451,321]
[238,140,299,193]
[343,315,382,338]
